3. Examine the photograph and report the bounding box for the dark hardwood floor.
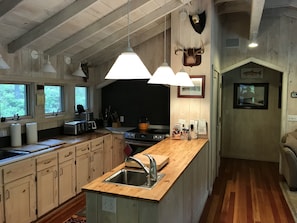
[199,158,294,223]
[34,158,294,223]
[35,192,86,223]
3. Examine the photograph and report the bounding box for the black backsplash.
[102,80,170,127]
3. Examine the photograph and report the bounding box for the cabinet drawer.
[90,137,103,151]
[76,142,90,156]
[58,146,75,163]
[3,158,35,184]
[36,152,58,171]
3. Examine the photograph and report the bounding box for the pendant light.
[72,63,86,77]
[148,15,176,85]
[42,55,57,73]
[175,67,194,86]
[105,0,151,80]
[0,54,10,69]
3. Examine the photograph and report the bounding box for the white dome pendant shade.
[42,55,57,73]
[105,47,151,79]
[72,63,86,77]
[175,68,194,86]
[0,54,10,69]
[105,0,151,80]
[148,62,177,85]
[148,15,176,86]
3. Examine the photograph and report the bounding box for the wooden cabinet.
[58,146,76,204]
[112,133,126,168]
[36,151,58,217]
[3,158,36,223]
[90,137,104,181]
[103,134,113,173]
[75,141,90,193]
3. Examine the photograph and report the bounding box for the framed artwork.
[233,83,269,109]
[178,75,205,98]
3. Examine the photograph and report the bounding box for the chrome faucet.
[125,154,157,186]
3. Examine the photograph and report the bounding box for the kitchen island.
[83,137,209,223]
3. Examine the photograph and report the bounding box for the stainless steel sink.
[0,150,29,160]
[104,168,164,189]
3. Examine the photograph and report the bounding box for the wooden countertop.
[82,138,208,202]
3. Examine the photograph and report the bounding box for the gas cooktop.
[124,127,170,142]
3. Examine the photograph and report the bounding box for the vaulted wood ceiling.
[0,0,296,67]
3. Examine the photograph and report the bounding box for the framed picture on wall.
[178,75,205,98]
[233,83,269,109]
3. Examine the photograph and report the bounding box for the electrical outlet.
[288,115,297,122]
[120,116,124,123]
[102,195,116,213]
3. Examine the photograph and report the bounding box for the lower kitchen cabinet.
[36,151,58,217]
[103,134,113,173]
[112,133,126,168]
[3,158,36,223]
[75,141,90,193]
[90,137,104,180]
[58,146,76,204]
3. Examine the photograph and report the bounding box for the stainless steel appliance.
[124,126,169,155]
[63,121,87,135]
[75,112,94,122]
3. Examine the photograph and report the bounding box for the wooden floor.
[199,158,295,223]
[35,192,86,223]
[33,158,294,223]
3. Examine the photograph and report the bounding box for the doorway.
[220,61,283,162]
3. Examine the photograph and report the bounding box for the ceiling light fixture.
[42,55,57,73]
[0,54,10,69]
[175,68,194,86]
[248,33,258,48]
[72,63,86,77]
[105,0,151,80]
[148,15,176,85]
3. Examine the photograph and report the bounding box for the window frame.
[0,82,31,119]
[75,85,89,111]
[44,84,65,115]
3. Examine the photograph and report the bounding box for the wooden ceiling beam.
[72,0,182,63]
[216,1,251,15]
[91,17,171,66]
[7,0,97,53]
[0,0,23,18]
[45,0,150,56]
[249,0,265,39]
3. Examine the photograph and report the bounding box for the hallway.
[199,158,294,223]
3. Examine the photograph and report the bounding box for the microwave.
[64,121,87,135]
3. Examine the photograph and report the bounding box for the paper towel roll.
[10,123,22,147]
[26,122,37,144]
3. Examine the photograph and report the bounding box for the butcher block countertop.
[82,138,208,202]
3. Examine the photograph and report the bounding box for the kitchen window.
[75,86,88,110]
[44,85,63,114]
[0,83,29,118]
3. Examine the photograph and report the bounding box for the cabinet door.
[59,159,76,204]
[112,134,126,168]
[76,153,90,193]
[0,186,3,223]
[4,175,36,223]
[103,134,113,173]
[37,165,58,217]
[90,148,104,180]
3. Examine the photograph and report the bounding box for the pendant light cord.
[163,15,167,63]
[127,0,131,48]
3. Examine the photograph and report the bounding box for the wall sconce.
[31,50,57,73]
[72,63,86,77]
[248,33,258,48]
[0,54,10,69]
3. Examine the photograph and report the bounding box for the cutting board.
[37,139,66,147]
[125,154,169,171]
[13,144,49,153]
